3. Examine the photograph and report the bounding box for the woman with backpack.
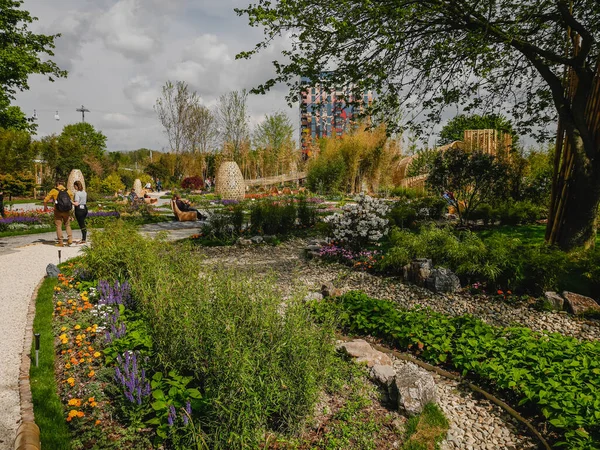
[72,180,88,244]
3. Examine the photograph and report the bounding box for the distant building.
[299,76,374,158]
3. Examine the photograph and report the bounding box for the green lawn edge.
[30,276,72,450]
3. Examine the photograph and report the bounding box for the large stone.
[425,268,461,293]
[337,339,392,367]
[370,364,396,387]
[250,235,264,244]
[403,259,432,285]
[392,362,437,416]
[562,291,600,315]
[544,291,565,311]
[237,238,252,246]
[46,263,60,278]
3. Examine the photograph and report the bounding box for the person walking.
[43,180,74,246]
[72,180,88,244]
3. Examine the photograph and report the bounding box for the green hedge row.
[312,291,600,449]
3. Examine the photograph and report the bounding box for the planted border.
[312,291,600,449]
[30,276,72,449]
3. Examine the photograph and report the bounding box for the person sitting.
[173,195,205,220]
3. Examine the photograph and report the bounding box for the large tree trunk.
[556,151,600,250]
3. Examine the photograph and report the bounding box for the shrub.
[306,153,347,195]
[181,176,204,190]
[296,196,318,228]
[250,199,297,235]
[496,201,544,225]
[326,193,390,249]
[470,203,494,225]
[388,202,418,229]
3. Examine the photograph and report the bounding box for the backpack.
[56,189,73,212]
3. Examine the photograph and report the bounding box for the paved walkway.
[0,219,201,449]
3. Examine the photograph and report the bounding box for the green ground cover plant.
[402,403,448,450]
[312,291,600,449]
[30,277,73,449]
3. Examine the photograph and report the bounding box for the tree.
[216,90,250,159]
[427,147,510,224]
[186,104,217,154]
[0,0,67,130]
[0,128,34,174]
[59,123,107,159]
[237,0,600,250]
[253,112,295,176]
[439,114,515,146]
[155,81,200,153]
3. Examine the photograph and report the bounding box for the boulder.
[425,268,461,293]
[262,235,276,243]
[562,291,600,315]
[250,235,264,244]
[46,263,60,278]
[392,362,437,416]
[403,259,432,285]
[337,339,392,367]
[321,281,342,298]
[304,292,323,302]
[237,238,252,246]
[544,291,565,311]
[370,364,396,387]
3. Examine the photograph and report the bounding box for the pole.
[76,105,90,122]
[34,333,40,367]
[58,249,62,265]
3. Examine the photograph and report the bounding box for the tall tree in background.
[253,112,295,176]
[238,0,600,250]
[59,123,107,159]
[0,0,67,131]
[155,81,200,153]
[216,90,250,159]
[186,104,217,154]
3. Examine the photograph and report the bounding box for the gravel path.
[0,241,81,449]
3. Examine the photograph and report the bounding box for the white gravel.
[0,241,81,449]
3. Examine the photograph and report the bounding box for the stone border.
[14,279,42,449]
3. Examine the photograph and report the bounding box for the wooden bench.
[171,199,197,222]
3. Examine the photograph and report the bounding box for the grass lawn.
[30,277,72,449]
[476,224,600,247]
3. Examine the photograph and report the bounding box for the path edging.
[14,278,43,449]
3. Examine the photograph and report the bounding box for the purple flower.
[113,351,151,405]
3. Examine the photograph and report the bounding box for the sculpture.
[67,169,85,194]
[215,161,245,201]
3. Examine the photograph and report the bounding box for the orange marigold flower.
[66,377,75,386]
[68,398,81,407]
[507,290,512,295]
[95,419,101,426]
[88,370,95,377]
[497,290,504,295]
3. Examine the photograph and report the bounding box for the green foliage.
[100,173,126,195]
[0,0,67,131]
[388,186,426,199]
[306,151,347,195]
[439,114,515,145]
[403,403,449,450]
[0,127,34,174]
[406,148,438,177]
[250,198,297,235]
[427,147,510,223]
[296,196,317,227]
[0,171,35,196]
[388,203,418,229]
[313,292,600,449]
[103,307,153,364]
[497,201,545,225]
[59,123,107,159]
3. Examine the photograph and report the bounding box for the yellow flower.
[88,370,95,377]
[76,411,85,418]
[66,377,75,386]
[65,363,71,369]
[67,409,79,419]
[93,352,101,358]
[68,398,81,407]
[57,302,63,307]
[60,326,66,331]
[59,333,67,340]
[74,325,81,330]
[88,397,95,403]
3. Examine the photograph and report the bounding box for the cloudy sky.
[15,0,295,151]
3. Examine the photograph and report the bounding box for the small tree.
[427,148,509,224]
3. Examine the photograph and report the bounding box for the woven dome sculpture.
[215,161,245,201]
[67,169,85,194]
[133,179,143,196]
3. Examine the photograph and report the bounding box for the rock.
[321,281,342,298]
[403,259,432,285]
[237,238,252,246]
[370,364,396,387]
[426,268,461,293]
[262,235,276,243]
[562,291,600,315]
[305,244,322,252]
[337,339,392,367]
[46,263,60,278]
[304,292,323,302]
[544,291,564,311]
[250,235,264,244]
[392,362,437,416]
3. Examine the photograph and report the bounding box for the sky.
[15,0,296,151]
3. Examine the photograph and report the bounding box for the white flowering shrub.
[326,193,390,249]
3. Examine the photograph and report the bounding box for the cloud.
[99,112,135,129]
[95,0,181,61]
[123,76,160,115]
